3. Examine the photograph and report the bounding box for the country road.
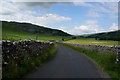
[25,44,110,78]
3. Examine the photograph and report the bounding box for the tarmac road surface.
[25,44,110,78]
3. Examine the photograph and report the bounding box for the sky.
[0,0,119,35]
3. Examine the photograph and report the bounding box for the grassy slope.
[65,38,119,46]
[2,26,71,41]
[2,21,72,41]
[59,43,120,79]
[85,30,120,41]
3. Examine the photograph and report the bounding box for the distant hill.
[2,21,72,36]
[85,30,120,41]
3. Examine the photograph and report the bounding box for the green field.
[2,29,71,41]
[65,38,119,46]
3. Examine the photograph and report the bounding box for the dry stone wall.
[64,43,120,63]
[2,40,54,71]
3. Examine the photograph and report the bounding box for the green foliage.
[65,38,119,46]
[72,36,77,39]
[59,43,120,79]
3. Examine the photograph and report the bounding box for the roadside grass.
[65,38,119,46]
[58,43,120,80]
[3,44,57,79]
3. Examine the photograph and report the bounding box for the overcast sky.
[0,0,118,35]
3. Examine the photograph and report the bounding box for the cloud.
[73,2,93,7]
[59,25,101,35]
[0,1,19,15]
[87,10,100,17]
[86,20,97,25]
[7,0,119,2]
[17,2,57,9]
[60,22,119,35]
[0,12,71,26]
[59,20,102,35]
[73,2,118,18]
[38,14,71,25]
[74,25,99,33]
[109,23,118,31]
[7,0,73,2]
[0,1,71,26]
[59,19,109,35]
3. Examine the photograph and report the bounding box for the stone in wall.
[65,43,120,63]
[2,40,54,71]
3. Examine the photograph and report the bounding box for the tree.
[72,36,76,39]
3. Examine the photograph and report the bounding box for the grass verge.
[3,44,57,79]
[58,42,120,80]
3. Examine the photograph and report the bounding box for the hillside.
[2,21,71,36]
[85,30,120,41]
